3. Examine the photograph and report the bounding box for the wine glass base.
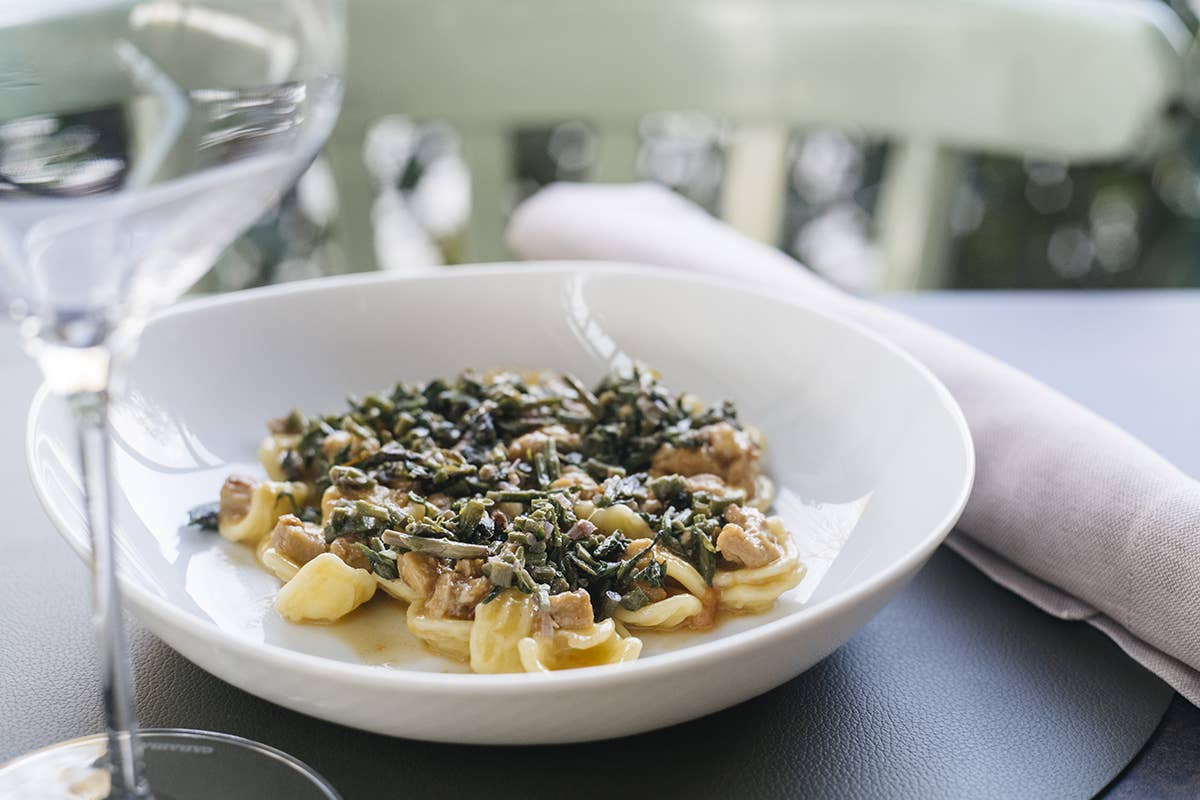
[0,729,341,800]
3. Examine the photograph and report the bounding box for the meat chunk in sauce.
[505,424,580,461]
[425,569,492,620]
[716,505,782,568]
[684,473,728,495]
[218,474,256,527]
[548,589,594,630]
[650,422,761,496]
[454,558,485,578]
[550,468,601,500]
[329,536,371,571]
[424,493,453,512]
[398,552,439,595]
[270,514,327,566]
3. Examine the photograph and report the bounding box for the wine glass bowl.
[0,1,343,797]
[0,0,342,357]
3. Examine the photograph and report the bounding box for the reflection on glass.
[0,1,344,797]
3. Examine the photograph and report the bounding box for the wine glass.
[0,1,344,797]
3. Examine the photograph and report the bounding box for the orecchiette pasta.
[713,517,806,612]
[587,504,653,539]
[257,536,300,583]
[218,478,308,543]
[407,601,474,662]
[257,434,300,481]
[612,539,714,630]
[274,553,376,622]
[518,618,642,672]
[374,574,423,605]
[200,366,807,674]
[613,594,703,629]
[469,590,534,673]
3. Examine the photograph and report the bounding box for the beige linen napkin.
[507,181,1200,703]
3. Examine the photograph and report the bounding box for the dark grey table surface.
[882,292,1200,799]
[1,290,1197,799]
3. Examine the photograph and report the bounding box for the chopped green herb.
[633,559,667,588]
[202,366,769,617]
[619,588,649,611]
[381,530,490,559]
[694,532,717,585]
[329,465,375,491]
[187,502,219,531]
[296,506,323,524]
[356,543,399,580]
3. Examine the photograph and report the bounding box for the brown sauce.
[325,595,431,667]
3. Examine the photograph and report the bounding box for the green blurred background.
[205,0,1200,293]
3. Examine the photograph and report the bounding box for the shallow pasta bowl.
[27,263,973,744]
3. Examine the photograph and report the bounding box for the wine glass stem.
[71,389,153,799]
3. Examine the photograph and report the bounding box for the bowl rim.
[26,261,974,694]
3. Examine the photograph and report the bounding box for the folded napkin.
[507,182,1200,704]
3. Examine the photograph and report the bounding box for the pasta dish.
[191,367,804,673]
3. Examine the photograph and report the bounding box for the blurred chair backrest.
[330,0,1190,288]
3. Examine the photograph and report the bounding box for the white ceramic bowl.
[27,264,973,744]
